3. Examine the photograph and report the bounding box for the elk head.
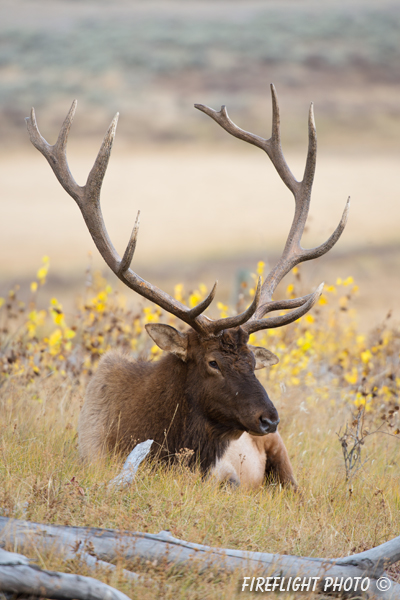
[26,85,349,440]
[146,323,280,436]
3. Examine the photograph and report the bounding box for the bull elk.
[26,85,349,489]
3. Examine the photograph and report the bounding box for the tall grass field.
[0,258,399,598]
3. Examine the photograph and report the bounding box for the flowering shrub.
[0,257,399,423]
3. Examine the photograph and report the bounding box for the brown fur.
[78,326,296,486]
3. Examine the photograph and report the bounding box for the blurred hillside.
[1,0,400,149]
[2,0,400,330]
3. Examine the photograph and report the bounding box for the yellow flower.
[189,291,202,308]
[257,261,265,276]
[344,367,358,385]
[37,256,50,284]
[49,329,62,346]
[30,282,38,292]
[297,331,314,352]
[150,345,161,360]
[343,276,354,286]
[361,350,372,364]
[248,333,257,345]
[53,312,65,326]
[174,283,184,303]
[134,318,142,335]
[37,267,48,282]
[353,393,365,408]
[48,329,63,354]
[143,307,158,323]
[217,302,228,318]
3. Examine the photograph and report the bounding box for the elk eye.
[209,360,219,370]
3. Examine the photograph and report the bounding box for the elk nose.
[259,417,280,434]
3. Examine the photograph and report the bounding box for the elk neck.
[141,351,243,474]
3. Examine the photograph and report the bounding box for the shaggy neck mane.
[144,353,239,473]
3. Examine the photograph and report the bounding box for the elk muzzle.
[239,383,280,436]
[259,416,280,435]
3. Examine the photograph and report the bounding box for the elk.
[26,85,349,489]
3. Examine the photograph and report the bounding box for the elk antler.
[195,84,349,334]
[26,101,261,337]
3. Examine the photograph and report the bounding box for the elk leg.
[209,457,241,487]
[263,432,297,488]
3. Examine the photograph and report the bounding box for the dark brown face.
[185,327,279,437]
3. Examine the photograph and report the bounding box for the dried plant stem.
[338,408,399,483]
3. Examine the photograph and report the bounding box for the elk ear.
[145,324,188,362]
[249,346,279,370]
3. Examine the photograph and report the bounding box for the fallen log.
[1,516,399,598]
[0,546,131,600]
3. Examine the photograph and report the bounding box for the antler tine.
[26,101,82,204]
[196,85,349,333]
[188,281,218,319]
[244,284,324,335]
[86,112,119,205]
[194,103,267,151]
[302,197,350,261]
[267,84,299,196]
[210,278,261,336]
[252,288,321,321]
[119,210,140,275]
[258,97,318,305]
[56,99,77,153]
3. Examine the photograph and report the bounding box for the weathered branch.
[0,517,399,598]
[0,547,131,600]
[108,439,153,489]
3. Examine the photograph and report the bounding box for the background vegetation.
[2,0,400,147]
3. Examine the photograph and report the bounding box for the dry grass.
[1,386,399,599]
[0,264,399,598]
